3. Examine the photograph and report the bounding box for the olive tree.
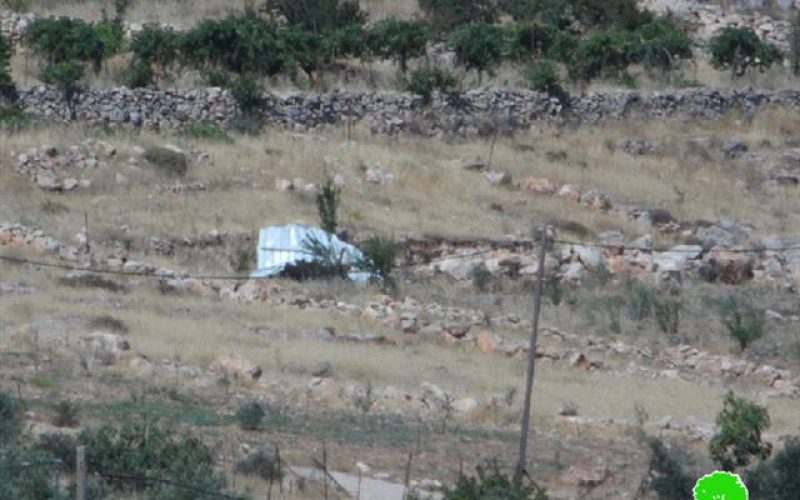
[449,23,506,84]
[369,19,428,74]
[709,27,783,78]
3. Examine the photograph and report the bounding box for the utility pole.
[516,225,548,479]
[76,445,87,500]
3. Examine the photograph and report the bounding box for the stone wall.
[15,86,800,136]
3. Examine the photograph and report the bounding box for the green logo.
[693,471,748,500]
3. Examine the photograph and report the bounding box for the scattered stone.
[580,189,612,210]
[618,139,660,156]
[210,354,263,380]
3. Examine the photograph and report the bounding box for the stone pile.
[12,139,115,192]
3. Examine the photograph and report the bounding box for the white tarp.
[251,223,370,282]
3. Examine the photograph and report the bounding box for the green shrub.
[236,447,283,481]
[746,438,800,499]
[654,298,680,335]
[646,437,693,500]
[441,460,548,499]
[79,419,235,498]
[449,23,507,83]
[358,235,398,288]
[52,400,80,427]
[419,0,498,32]
[0,390,22,444]
[717,294,765,351]
[316,177,341,234]
[236,400,265,431]
[404,64,457,104]
[35,432,78,471]
[230,246,255,272]
[630,19,693,74]
[524,60,566,99]
[471,264,493,292]
[709,27,783,78]
[567,28,636,83]
[0,444,65,499]
[0,105,30,131]
[93,20,126,59]
[625,282,654,322]
[142,146,188,177]
[600,296,623,334]
[709,391,771,472]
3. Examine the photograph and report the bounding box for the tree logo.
[693,471,748,500]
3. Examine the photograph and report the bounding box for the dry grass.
[5,107,800,262]
[2,262,800,436]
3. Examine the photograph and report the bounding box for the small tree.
[358,235,398,289]
[449,23,507,84]
[236,401,265,430]
[419,0,498,32]
[718,294,765,352]
[316,177,340,234]
[709,391,771,472]
[709,27,783,78]
[645,437,693,500]
[369,19,428,74]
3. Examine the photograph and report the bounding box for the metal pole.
[76,445,87,500]
[516,225,548,478]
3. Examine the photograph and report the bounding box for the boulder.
[518,176,556,195]
[556,184,581,202]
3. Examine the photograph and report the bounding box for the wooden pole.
[516,225,548,478]
[76,445,87,500]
